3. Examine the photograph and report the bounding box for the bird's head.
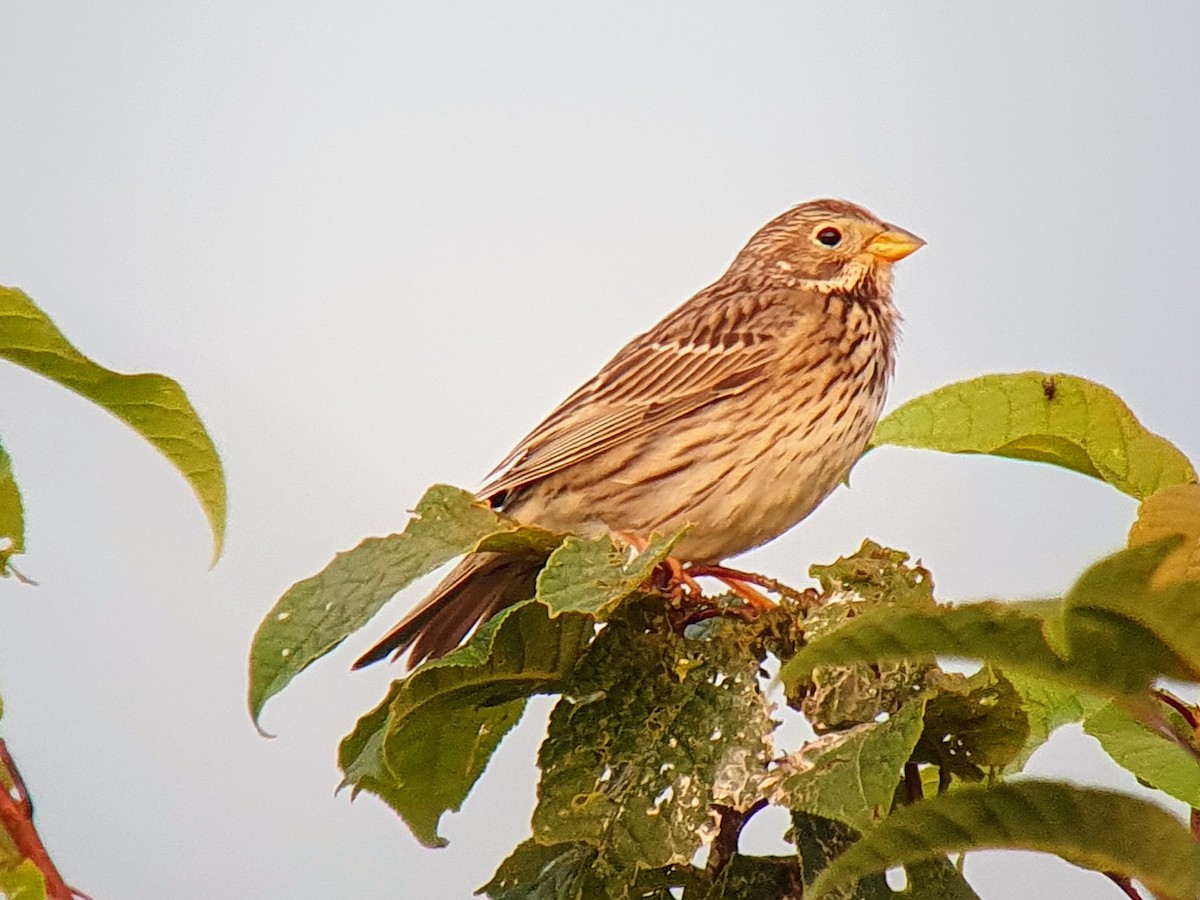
[734,198,924,298]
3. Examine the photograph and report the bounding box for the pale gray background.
[1,3,1198,898]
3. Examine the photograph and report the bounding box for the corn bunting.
[356,199,923,668]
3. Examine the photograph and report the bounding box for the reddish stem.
[0,738,80,900]
[1155,689,1199,730]
[1105,873,1146,900]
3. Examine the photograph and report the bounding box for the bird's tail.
[352,552,544,670]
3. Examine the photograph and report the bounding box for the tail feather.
[352,552,543,670]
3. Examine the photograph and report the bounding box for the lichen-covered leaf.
[535,530,681,619]
[248,484,560,727]
[870,373,1195,500]
[1129,483,1200,586]
[1085,701,1200,808]
[775,698,927,832]
[533,601,777,872]
[806,781,1200,900]
[913,668,1029,781]
[0,284,226,559]
[339,599,593,847]
[0,440,23,575]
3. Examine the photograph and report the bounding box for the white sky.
[1,3,1198,898]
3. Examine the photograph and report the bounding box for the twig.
[0,738,85,900]
[704,799,769,881]
[1155,689,1199,730]
[1104,872,1146,900]
[903,762,923,804]
[3,561,38,585]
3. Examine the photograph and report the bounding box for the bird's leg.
[684,563,798,610]
[615,531,703,602]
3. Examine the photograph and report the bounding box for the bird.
[354,198,923,669]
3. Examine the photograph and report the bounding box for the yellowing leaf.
[870,373,1195,500]
[0,285,225,560]
[1129,483,1200,586]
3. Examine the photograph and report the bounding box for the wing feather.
[480,333,780,499]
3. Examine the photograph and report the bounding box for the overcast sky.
[2,3,1199,898]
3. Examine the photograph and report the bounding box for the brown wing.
[479,314,788,501]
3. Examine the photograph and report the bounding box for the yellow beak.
[865,226,925,262]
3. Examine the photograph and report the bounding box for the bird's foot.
[682,564,777,610]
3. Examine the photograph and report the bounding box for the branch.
[704,799,768,880]
[0,738,86,900]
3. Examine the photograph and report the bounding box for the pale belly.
[508,372,886,564]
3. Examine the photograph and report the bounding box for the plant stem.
[0,738,85,900]
[1105,872,1146,899]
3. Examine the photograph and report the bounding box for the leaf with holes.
[775,697,927,832]
[534,530,681,619]
[532,601,776,871]
[913,668,1029,782]
[782,542,1200,702]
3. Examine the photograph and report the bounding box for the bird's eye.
[816,227,842,247]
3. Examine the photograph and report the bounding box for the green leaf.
[247,484,560,728]
[870,372,1196,500]
[1000,671,1089,772]
[534,531,680,619]
[913,668,1029,782]
[792,814,979,899]
[777,698,927,832]
[0,284,226,560]
[1065,539,1200,682]
[339,599,593,847]
[1085,701,1200,808]
[0,860,46,900]
[1129,483,1200,586]
[806,781,1200,900]
[533,601,777,871]
[479,841,603,900]
[703,854,806,899]
[783,601,1059,691]
[783,541,1200,703]
[0,440,23,575]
